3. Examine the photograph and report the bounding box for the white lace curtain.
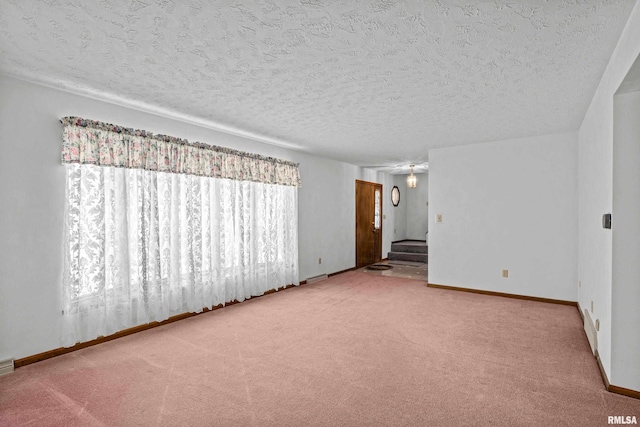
[61,118,299,346]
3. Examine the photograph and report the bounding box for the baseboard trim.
[426,283,577,306]
[609,385,640,400]
[595,350,611,389]
[594,350,640,400]
[328,266,356,277]
[14,282,299,369]
[577,302,585,322]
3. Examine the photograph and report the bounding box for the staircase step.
[388,251,428,263]
[390,243,428,254]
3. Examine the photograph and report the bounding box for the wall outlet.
[435,214,443,223]
[502,269,509,278]
[318,257,322,265]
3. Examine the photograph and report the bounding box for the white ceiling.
[0,1,636,172]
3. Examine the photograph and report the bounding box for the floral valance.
[61,117,301,187]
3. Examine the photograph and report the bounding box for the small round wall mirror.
[391,186,400,207]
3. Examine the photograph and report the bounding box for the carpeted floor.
[1,271,638,426]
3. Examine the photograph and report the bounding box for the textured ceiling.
[0,0,636,171]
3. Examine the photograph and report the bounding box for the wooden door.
[356,180,383,268]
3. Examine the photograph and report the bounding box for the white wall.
[391,174,408,241]
[578,1,640,388]
[405,173,429,241]
[612,90,640,390]
[0,75,393,361]
[296,157,358,280]
[389,173,429,242]
[428,132,578,302]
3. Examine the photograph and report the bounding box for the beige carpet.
[1,271,638,426]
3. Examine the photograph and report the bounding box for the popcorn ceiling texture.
[0,0,634,167]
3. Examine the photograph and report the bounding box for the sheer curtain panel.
[61,117,299,346]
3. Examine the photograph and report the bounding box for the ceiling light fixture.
[407,164,417,189]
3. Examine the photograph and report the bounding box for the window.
[374,188,381,229]
[60,117,300,346]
